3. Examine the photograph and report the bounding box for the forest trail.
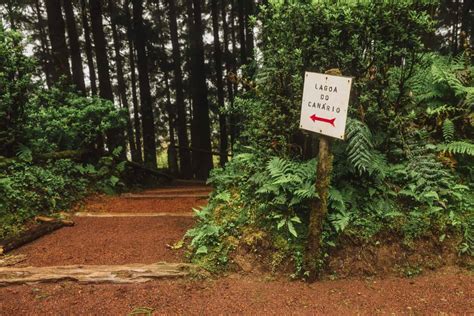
[0,186,472,315]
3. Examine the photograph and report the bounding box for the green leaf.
[277,219,286,229]
[196,245,208,255]
[290,216,302,223]
[109,176,119,186]
[287,221,297,237]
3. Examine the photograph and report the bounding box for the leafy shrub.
[186,1,473,275]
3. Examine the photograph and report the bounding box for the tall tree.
[237,0,247,65]
[186,0,213,179]
[63,0,86,93]
[166,0,192,177]
[244,0,255,63]
[108,0,140,163]
[89,0,126,158]
[34,0,53,88]
[211,0,228,166]
[125,3,143,163]
[44,0,71,83]
[221,0,236,149]
[132,0,157,168]
[80,0,97,95]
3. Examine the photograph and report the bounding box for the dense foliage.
[0,25,126,238]
[186,1,474,275]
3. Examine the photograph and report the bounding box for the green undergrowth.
[0,26,128,239]
[185,1,473,277]
[186,147,473,276]
[0,153,126,239]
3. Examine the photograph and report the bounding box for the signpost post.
[300,68,353,279]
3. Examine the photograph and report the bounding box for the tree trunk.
[245,0,255,63]
[229,0,239,145]
[89,0,126,159]
[80,0,98,96]
[186,0,213,180]
[460,0,472,50]
[63,0,86,94]
[108,0,140,163]
[222,0,236,153]
[34,0,54,88]
[166,0,192,178]
[153,2,179,175]
[211,0,228,166]
[164,70,179,176]
[132,0,157,169]
[125,3,143,164]
[237,0,247,66]
[44,0,71,83]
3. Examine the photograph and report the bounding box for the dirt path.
[0,185,472,315]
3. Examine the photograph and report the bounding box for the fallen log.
[0,219,74,254]
[0,262,193,286]
[0,150,90,168]
[74,212,195,218]
[121,193,209,199]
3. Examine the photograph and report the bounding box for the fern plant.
[345,118,387,178]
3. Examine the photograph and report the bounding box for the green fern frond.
[442,119,455,143]
[439,141,474,156]
[345,119,386,177]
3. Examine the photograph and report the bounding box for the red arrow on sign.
[310,114,336,127]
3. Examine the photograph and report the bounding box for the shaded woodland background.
[0,0,471,180]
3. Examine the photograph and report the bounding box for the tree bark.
[132,0,157,169]
[80,0,98,96]
[44,0,71,83]
[211,0,228,166]
[89,0,126,159]
[63,0,86,94]
[108,0,140,163]
[0,263,192,285]
[222,0,236,153]
[237,0,247,66]
[166,0,192,178]
[34,0,54,88]
[186,0,213,179]
[229,0,239,145]
[245,0,255,62]
[125,3,143,164]
[153,2,179,175]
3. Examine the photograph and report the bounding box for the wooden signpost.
[300,69,353,279]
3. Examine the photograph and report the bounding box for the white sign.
[299,72,353,140]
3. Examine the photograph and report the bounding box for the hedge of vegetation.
[0,26,126,238]
[186,1,474,277]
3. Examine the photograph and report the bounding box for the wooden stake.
[304,68,341,280]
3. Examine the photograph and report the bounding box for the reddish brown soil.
[81,195,207,213]
[2,185,473,315]
[78,186,210,213]
[10,217,194,266]
[0,267,472,315]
